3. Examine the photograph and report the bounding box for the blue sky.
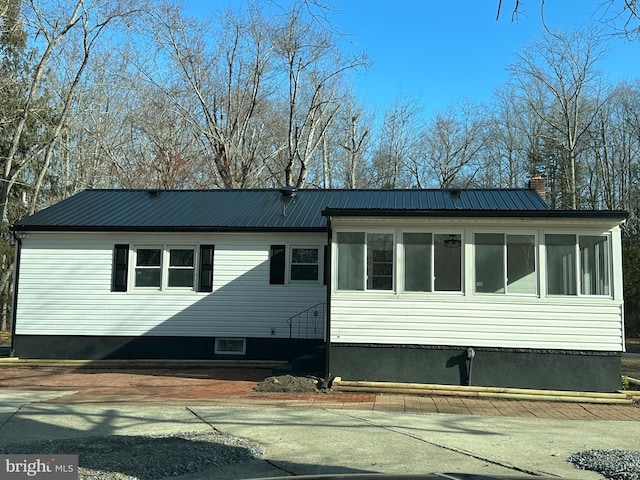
[188,1,640,115]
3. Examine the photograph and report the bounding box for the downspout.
[10,230,22,357]
[466,347,475,386]
[324,216,333,388]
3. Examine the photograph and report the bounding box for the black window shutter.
[323,245,329,285]
[198,245,215,292]
[112,244,129,292]
[270,245,286,284]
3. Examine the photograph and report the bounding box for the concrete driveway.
[0,389,636,480]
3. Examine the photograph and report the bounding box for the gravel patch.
[568,449,640,480]
[0,431,265,480]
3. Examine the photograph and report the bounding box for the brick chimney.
[528,176,546,202]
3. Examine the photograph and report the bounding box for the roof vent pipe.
[279,185,297,199]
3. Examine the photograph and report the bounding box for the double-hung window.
[168,248,195,288]
[546,234,610,296]
[135,248,162,288]
[404,232,462,292]
[336,232,394,291]
[133,246,196,290]
[290,247,320,281]
[474,233,536,294]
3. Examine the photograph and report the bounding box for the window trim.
[289,245,322,283]
[131,245,198,292]
[133,246,163,290]
[473,232,538,296]
[366,232,395,291]
[334,230,397,293]
[167,247,196,289]
[401,230,464,294]
[214,337,246,355]
[544,232,612,298]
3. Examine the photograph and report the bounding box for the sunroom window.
[404,232,462,292]
[580,236,610,295]
[434,233,462,292]
[337,232,364,290]
[367,233,394,290]
[546,234,610,296]
[474,233,536,294]
[404,233,432,292]
[336,232,394,291]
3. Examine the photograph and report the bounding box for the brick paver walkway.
[0,367,638,421]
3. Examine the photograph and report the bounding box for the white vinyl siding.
[330,296,623,351]
[15,232,326,338]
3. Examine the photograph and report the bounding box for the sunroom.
[323,210,626,392]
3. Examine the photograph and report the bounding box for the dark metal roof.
[11,188,626,232]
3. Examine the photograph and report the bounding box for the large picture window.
[546,234,610,296]
[475,233,536,294]
[336,232,394,291]
[404,233,462,292]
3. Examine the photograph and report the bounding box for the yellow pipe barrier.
[331,378,634,404]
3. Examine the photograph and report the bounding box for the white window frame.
[473,232,538,296]
[289,245,322,283]
[334,230,397,293]
[366,232,395,291]
[214,337,246,355]
[401,230,465,294]
[131,245,197,291]
[166,246,196,289]
[132,246,163,290]
[544,232,612,298]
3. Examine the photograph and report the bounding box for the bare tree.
[273,1,367,187]
[1,0,143,222]
[338,107,370,189]
[370,95,421,189]
[412,101,487,189]
[497,1,640,39]
[508,28,607,208]
[141,2,275,188]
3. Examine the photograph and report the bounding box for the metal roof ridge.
[79,187,539,193]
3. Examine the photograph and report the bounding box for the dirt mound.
[253,375,322,393]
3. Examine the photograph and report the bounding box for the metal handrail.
[286,303,326,339]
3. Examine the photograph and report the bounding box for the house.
[10,185,627,392]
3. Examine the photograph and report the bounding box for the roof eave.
[10,225,328,233]
[321,208,629,221]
